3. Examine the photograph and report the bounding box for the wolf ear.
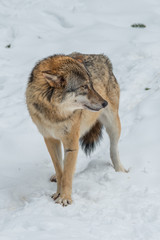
[42,71,66,88]
[42,71,62,87]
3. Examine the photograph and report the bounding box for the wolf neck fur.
[33,101,77,123]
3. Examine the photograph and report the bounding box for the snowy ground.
[0,0,160,239]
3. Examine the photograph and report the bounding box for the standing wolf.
[26,52,126,206]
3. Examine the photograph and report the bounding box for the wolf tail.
[80,121,103,155]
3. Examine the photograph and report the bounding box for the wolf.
[26,52,127,206]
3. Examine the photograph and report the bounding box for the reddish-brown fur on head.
[27,55,107,113]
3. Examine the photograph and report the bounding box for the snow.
[0,0,160,239]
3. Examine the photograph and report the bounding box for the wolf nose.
[102,101,108,108]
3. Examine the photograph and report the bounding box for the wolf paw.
[54,195,72,206]
[115,165,129,173]
[51,192,60,200]
[50,174,57,182]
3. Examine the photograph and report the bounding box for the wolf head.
[39,56,107,112]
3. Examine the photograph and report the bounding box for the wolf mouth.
[84,105,102,112]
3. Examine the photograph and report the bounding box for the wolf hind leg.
[99,107,127,172]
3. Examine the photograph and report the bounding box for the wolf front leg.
[55,130,79,206]
[44,137,63,200]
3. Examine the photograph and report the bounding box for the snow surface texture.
[0,0,160,239]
